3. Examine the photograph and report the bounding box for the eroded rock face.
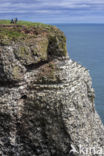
[0,24,104,156]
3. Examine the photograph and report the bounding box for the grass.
[0,19,51,27]
[0,29,26,39]
[0,20,53,41]
[0,20,64,47]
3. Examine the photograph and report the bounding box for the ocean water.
[55,24,104,124]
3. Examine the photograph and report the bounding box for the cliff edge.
[0,22,104,156]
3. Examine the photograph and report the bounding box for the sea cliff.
[0,23,104,156]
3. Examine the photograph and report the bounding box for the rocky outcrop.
[0,24,104,156]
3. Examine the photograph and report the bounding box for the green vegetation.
[0,20,53,42]
[0,27,26,44]
[0,20,67,57]
[0,19,51,27]
[0,20,10,25]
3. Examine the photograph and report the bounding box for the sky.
[0,0,104,23]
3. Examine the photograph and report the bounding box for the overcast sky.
[0,0,104,23]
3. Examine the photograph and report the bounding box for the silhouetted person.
[10,19,14,24]
[14,18,18,24]
[16,18,18,23]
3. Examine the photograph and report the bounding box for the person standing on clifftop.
[10,18,18,24]
[14,18,18,24]
[10,19,14,24]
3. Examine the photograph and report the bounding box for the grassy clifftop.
[0,20,67,62]
[0,20,50,27]
[0,20,53,40]
[0,20,68,82]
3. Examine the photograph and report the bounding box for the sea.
[55,24,104,124]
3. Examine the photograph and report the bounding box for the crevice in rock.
[21,95,27,99]
[0,81,19,88]
[24,60,49,71]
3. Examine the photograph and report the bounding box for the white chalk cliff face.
[0,24,104,156]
